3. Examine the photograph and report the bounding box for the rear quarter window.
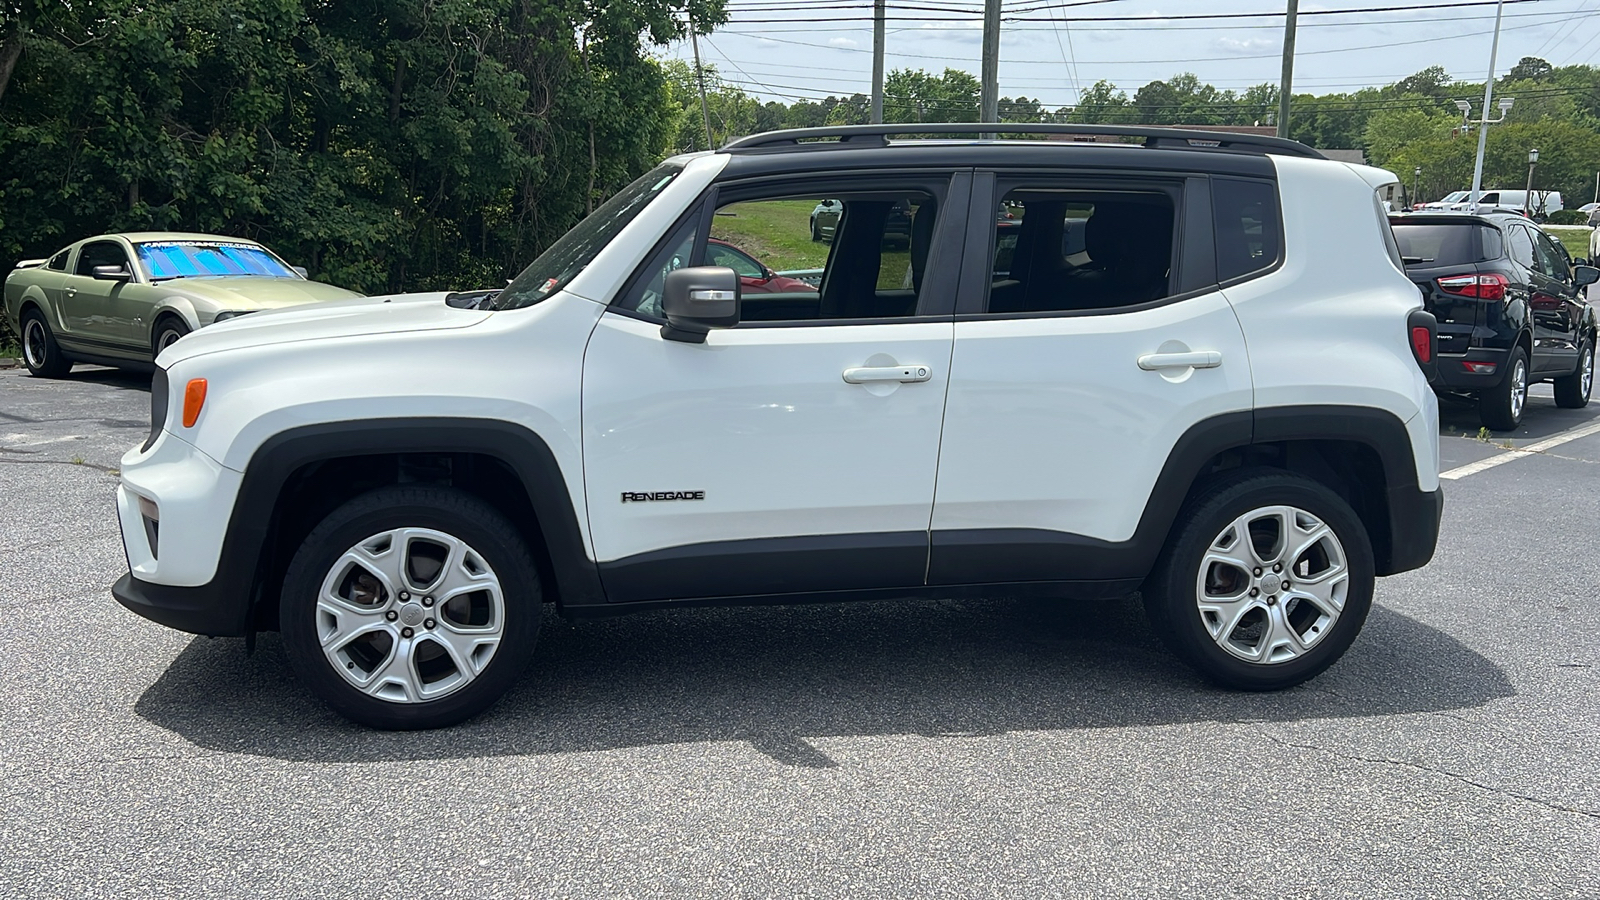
[1212,178,1281,283]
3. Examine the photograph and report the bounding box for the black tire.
[1142,469,1375,691]
[19,308,73,378]
[279,485,542,729]
[810,218,821,242]
[1477,344,1529,431]
[1553,340,1593,409]
[151,316,191,357]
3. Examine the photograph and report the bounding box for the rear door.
[1529,227,1584,370]
[927,171,1253,587]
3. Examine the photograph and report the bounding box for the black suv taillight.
[1436,272,1507,300]
[1408,309,1438,381]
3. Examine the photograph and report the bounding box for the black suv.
[1391,213,1597,429]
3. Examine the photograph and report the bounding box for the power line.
[719,0,1552,25]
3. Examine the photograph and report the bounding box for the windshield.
[136,240,296,280]
[491,163,684,310]
[1440,191,1469,203]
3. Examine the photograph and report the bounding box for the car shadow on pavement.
[135,595,1513,767]
[65,365,154,391]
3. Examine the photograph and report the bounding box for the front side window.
[47,250,68,271]
[1214,178,1281,283]
[1534,231,1572,280]
[495,163,684,311]
[984,187,1176,313]
[136,240,295,280]
[616,186,939,323]
[75,241,131,277]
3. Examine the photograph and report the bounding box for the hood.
[157,292,493,366]
[166,275,362,308]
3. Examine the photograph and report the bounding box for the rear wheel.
[19,308,73,378]
[1478,345,1528,431]
[810,218,821,242]
[279,485,541,729]
[1553,341,1593,409]
[1143,470,1374,691]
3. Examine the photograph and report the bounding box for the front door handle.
[843,364,932,384]
[1138,350,1222,371]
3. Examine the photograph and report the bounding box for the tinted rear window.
[1213,178,1281,282]
[1390,224,1491,267]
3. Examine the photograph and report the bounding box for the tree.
[884,67,979,124]
[1506,56,1554,83]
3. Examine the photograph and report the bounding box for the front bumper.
[112,572,250,636]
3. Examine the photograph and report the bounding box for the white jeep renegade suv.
[113,125,1443,729]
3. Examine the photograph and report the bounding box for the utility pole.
[1468,0,1507,212]
[981,0,1000,134]
[1276,0,1299,139]
[871,0,885,124]
[689,16,714,151]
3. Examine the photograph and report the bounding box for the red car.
[706,238,817,293]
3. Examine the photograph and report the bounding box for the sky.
[661,0,1600,107]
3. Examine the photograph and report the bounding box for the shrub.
[1546,209,1589,225]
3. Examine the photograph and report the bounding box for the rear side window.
[1213,178,1281,282]
[1506,225,1536,270]
[1390,224,1489,267]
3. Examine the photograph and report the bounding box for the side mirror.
[661,266,740,343]
[91,265,132,281]
[291,265,309,278]
[1575,265,1599,288]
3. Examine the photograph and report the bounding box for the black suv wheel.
[1478,346,1529,431]
[1553,340,1594,409]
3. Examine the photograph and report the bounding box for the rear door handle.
[1137,351,1222,370]
[843,364,932,384]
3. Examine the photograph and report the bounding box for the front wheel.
[279,485,542,729]
[20,308,73,378]
[810,218,821,242]
[1553,341,1593,409]
[1478,345,1529,431]
[1143,470,1375,691]
[151,317,191,357]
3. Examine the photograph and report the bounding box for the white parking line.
[1440,419,1600,480]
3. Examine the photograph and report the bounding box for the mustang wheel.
[1144,470,1374,691]
[20,308,73,378]
[279,485,541,729]
[152,318,191,356]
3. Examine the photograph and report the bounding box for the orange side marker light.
[183,378,208,427]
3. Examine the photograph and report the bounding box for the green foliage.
[1546,209,1588,225]
[0,0,726,296]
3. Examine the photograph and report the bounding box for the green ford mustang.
[4,232,362,377]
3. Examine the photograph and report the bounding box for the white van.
[1444,189,1563,219]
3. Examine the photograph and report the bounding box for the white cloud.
[1213,37,1277,54]
[828,37,859,48]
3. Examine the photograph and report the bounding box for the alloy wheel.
[1510,357,1527,421]
[158,328,185,351]
[316,527,506,703]
[1583,347,1594,400]
[1194,505,1350,665]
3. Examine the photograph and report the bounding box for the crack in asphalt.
[0,457,119,473]
[1261,732,1600,822]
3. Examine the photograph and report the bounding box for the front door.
[582,172,968,603]
[1528,226,1583,372]
[928,173,1255,588]
[62,239,142,352]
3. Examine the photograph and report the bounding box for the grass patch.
[1543,225,1593,260]
[0,342,19,359]
[711,198,916,290]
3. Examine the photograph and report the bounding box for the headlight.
[212,310,256,323]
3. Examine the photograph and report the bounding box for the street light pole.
[1524,147,1539,217]
[1414,166,1422,208]
[1468,0,1507,212]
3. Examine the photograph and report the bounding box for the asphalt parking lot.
[2,365,1597,899]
